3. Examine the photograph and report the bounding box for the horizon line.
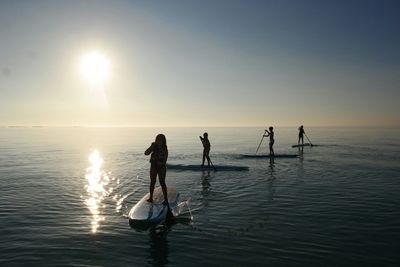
[1,124,399,128]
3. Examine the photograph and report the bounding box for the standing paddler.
[199,132,211,167]
[298,125,305,145]
[264,126,275,156]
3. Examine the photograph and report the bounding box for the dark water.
[1,127,399,266]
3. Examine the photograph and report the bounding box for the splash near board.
[128,186,179,229]
[167,164,249,171]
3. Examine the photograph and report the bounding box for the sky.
[0,0,399,127]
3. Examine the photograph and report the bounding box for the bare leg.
[147,167,157,202]
[205,148,210,167]
[158,166,169,205]
[202,151,206,166]
[270,143,274,156]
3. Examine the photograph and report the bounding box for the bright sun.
[79,51,110,87]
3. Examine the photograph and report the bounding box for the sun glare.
[79,51,110,87]
[84,149,111,233]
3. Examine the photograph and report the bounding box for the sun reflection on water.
[84,149,111,233]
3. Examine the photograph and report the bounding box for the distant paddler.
[199,132,216,170]
[298,125,313,147]
[264,126,275,156]
[199,132,211,167]
[298,125,305,145]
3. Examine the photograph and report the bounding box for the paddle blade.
[164,207,176,226]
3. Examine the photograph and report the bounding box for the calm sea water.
[0,127,399,266]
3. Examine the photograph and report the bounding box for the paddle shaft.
[256,130,267,154]
[165,205,176,226]
[304,133,313,146]
[209,157,217,171]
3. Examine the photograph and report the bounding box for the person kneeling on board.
[145,134,170,206]
[199,132,211,167]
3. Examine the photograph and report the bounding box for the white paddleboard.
[128,186,179,227]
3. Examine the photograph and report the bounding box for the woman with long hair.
[145,134,169,205]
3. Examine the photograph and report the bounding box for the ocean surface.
[1,127,399,266]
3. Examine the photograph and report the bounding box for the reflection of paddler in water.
[298,146,304,164]
[201,170,211,191]
[298,125,305,145]
[148,227,169,267]
[200,170,212,209]
[145,134,169,206]
[264,126,274,156]
[199,132,211,167]
[269,156,275,165]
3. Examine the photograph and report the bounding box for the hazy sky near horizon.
[0,0,399,126]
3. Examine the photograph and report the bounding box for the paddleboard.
[167,164,249,171]
[292,143,311,148]
[292,143,318,148]
[240,154,298,158]
[128,186,179,228]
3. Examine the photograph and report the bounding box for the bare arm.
[200,136,207,146]
[164,149,168,164]
[144,143,154,155]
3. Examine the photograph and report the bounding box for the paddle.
[255,130,267,154]
[165,205,176,226]
[208,157,217,171]
[304,133,314,147]
[164,189,176,226]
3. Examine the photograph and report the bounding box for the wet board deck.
[128,187,179,228]
[167,164,249,171]
[240,154,298,158]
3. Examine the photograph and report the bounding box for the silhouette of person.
[145,134,169,205]
[264,126,274,156]
[199,132,211,167]
[298,125,305,145]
